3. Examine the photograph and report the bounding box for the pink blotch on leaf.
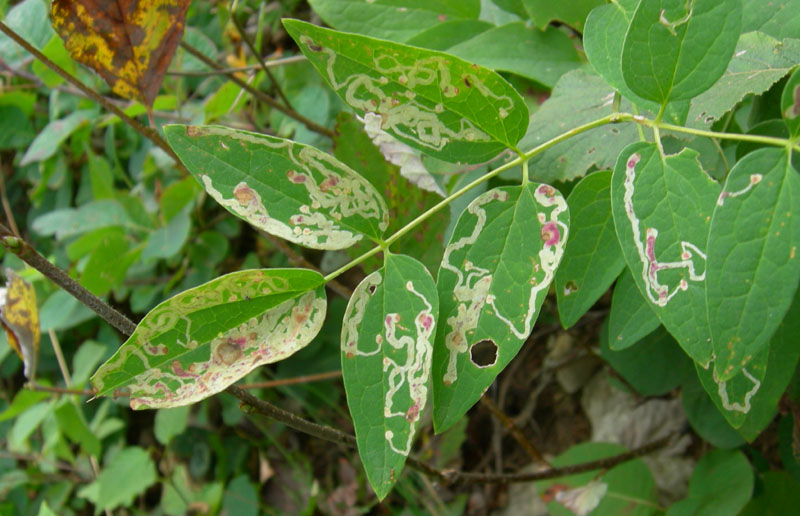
[540,222,560,246]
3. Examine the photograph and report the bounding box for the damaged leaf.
[0,268,40,381]
[91,269,327,409]
[51,0,191,108]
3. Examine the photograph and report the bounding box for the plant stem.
[0,223,137,336]
[0,21,188,173]
[166,55,307,76]
[642,118,800,152]
[179,42,335,139]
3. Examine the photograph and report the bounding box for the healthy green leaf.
[82,230,138,297]
[164,124,389,250]
[141,210,191,261]
[707,148,800,381]
[556,171,625,328]
[742,0,800,40]
[283,19,529,163]
[341,253,438,500]
[154,406,190,445]
[611,142,720,365]
[687,33,800,128]
[307,0,481,42]
[520,69,641,184]
[19,109,96,166]
[740,471,800,516]
[601,325,692,397]
[432,184,569,433]
[404,20,493,51]
[32,200,132,240]
[782,67,800,137]
[77,447,157,512]
[222,475,259,516]
[696,289,800,437]
[608,269,661,351]
[91,269,327,409]
[521,0,604,31]
[535,442,659,516]
[444,22,582,89]
[621,0,743,105]
[666,449,753,516]
[54,401,101,456]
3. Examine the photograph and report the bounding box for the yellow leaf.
[0,269,40,380]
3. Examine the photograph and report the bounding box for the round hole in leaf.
[470,339,498,368]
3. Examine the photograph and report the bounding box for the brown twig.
[0,21,188,174]
[239,370,342,389]
[0,158,20,236]
[229,10,293,109]
[480,395,549,467]
[166,55,306,76]
[0,222,137,336]
[180,41,335,139]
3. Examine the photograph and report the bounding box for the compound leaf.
[283,18,528,164]
[707,148,800,381]
[432,184,569,433]
[91,269,327,409]
[556,171,626,328]
[611,142,720,365]
[51,0,190,108]
[621,0,743,105]
[341,254,438,500]
[164,125,389,250]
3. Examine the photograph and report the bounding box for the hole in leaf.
[368,284,377,294]
[563,281,578,296]
[470,339,498,368]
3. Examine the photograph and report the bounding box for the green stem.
[644,118,800,152]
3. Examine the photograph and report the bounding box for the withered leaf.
[0,269,40,381]
[51,0,191,108]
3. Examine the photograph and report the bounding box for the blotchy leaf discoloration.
[51,0,191,107]
[165,125,389,250]
[91,269,326,409]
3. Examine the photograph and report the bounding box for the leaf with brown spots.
[0,268,40,381]
[51,0,191,108]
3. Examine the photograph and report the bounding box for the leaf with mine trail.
[607,269,661,351]
[687,32,800,129]
[0,269,40,381]
[51,0,191,108]
[621,0,743,105]
[696,289,800,437]
[610,142,721,366]
[164,125,389,250]
[782,67,800,137]
[91,269,327,409]
[341,254,438,500]
[556,171,625,329]
[432,184,569,433]
[283,19,528,164]
[707,148,800,381]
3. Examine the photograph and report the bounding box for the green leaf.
[283,19,529,163]
[556,171,625,328]
[77,447,157,512]
[608,269,661,351]
[19,109,96,166]
[742,0,800,40]
[0,105,34,150]
[696,291,800,437]
[222,475,259,516]
[611,143,720,365]
[333,112,447,273]
[521,0,604,31]
[154,405,190,445]
[32,199,132,240]
[160,177,200,222]
[404,20,493,51]
[432,184,569,432]
[307,0,480,41]
[707,148,800,381]
[621,0,743,104]
[535,442,658,516]
[54,401,101,456]
[91,269,327,409]
[81,229,137,297]
[165,124,389,250]
[520,69,641,184]
[341,253,438,500]
[782,67,800,137]
[682,369,747,448]
[443,22,582,89]
[687,32,800,129]
[601,325,692,397]
[740,471,800,516]
[666,449,753,516]
[141,210,191,261]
